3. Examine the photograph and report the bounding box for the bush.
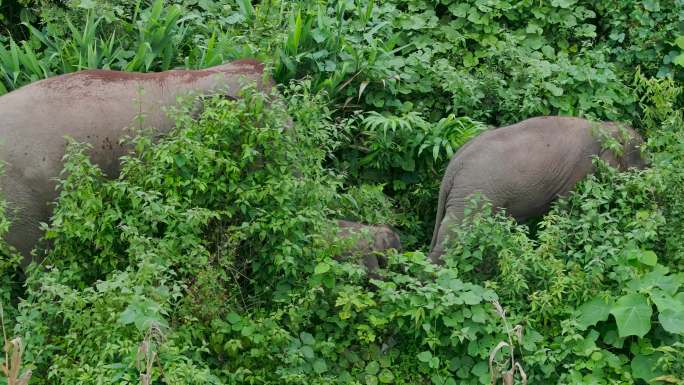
[2,1,684,384]
[439,74,684,384]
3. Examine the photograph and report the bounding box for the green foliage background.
[1,0,684,384]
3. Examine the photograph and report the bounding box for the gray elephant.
[334,220,402,275]
[428,116,648,264]
[0,59,271,266]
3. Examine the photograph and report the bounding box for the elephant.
[428,116,648,264]
[334,220,402,275]
[0,59,271,266]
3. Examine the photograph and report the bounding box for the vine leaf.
[577,296,611,330]
[659,309,684,334]
[610,294,652,338]
[631,353,664,382]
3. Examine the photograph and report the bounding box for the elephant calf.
[0,60,271,265]
[429,116,647,264]
[334,220,402,274]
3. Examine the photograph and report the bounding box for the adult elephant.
[0,59,271,266]
[428,116,648,264]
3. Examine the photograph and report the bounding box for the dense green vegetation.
[1,0,684,384]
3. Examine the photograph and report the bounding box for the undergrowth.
[1,1,684,384]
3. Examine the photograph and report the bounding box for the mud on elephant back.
[428,116,648,265]
[0,59,274,268]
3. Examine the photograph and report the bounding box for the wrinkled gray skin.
[429,116,648,264]
[335,220,402,274]
[0,59,270,266]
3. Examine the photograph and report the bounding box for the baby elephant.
[429,116,648,264]
[334,220,402,274]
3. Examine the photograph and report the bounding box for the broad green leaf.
[226,312,241,324]
[314,262,331,275]
[642,0,660,11]
[417,351,432,363]
[119,306,137,325]
[675,36,684,49]
[429,356,440,369]
[471,305,487,323]
[460,291,481,305]
[631,353,664,382]
[365,361,380,375]
[650,289,684,313]
[639,250,658,266]
[577,296,611,330]
[674,54,684,67]
[551,0,577,8]
[544,82,564,97]
[627,265,681,295]
[610,294,652,338]
[658,309,684,334]
[313,359,327,374]
[378,369,395,383]
[301,345,315,359]
[602,329,624,348]
[300,332,315,345]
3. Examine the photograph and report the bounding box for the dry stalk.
[489,300,527,385]
[1,302,31,385]
[136,324,165,385]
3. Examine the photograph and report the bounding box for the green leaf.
[650,290,684,313]
[610,294,652,338]
[226,312,241,324]
[642,0,660,12]
[460,291,481,305]
[637,250,657,266]
[119,306,137,325]
[378,369,395,383]
[417,351,432,363]
[627,265,681,295]
[577,296,611,330]
[301,345,315,359]
[674,54,684,68]
[471,305,487,323]
[658,309,684,334]
[631,353,664,382]
[78,0,97,9]
[602,329,624,348]
[544,82,564,97]
[463,52,478,67]
[174,154,187,167]
[313,359,327,374]
[675,36,684,49]
[551,0,577,8]
[300,332,315,345]
[119,298,168,332]
[573,329,599,356]
[365,361,380,375]
[314,262,331,275]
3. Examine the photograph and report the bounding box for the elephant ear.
[592,122,627,170]
[598,146,624,170]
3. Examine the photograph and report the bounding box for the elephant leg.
[362,254,381,280]
[428,205,464,265]
[2,178,50,269]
